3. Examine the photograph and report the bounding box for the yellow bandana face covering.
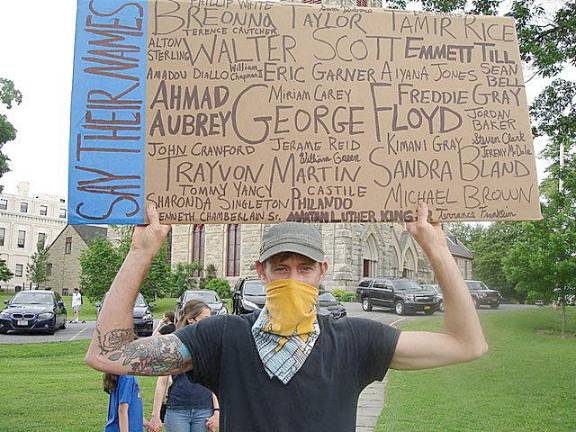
[252,278,321,384]
[263,278,318,337]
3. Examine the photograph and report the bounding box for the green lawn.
[377,307,576,432]
[0,293,177,320]
[0,340,160,432]
[1,307,572,431]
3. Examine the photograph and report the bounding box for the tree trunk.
[561,303,566,338]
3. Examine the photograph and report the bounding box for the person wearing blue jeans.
[147,300,219,432]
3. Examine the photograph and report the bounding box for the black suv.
[232,277,347,319]
[465,280,502,309]
[356,278,441,315]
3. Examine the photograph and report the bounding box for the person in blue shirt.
[103,373,149,432]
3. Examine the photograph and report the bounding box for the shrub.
[332,289,357,302]
[205,278,231,299]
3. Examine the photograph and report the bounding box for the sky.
[0,0,558,199]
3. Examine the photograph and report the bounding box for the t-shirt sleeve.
[173,315,226,393]
[351,318,401,388]
[117,376,133,405]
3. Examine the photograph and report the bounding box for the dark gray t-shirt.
[175,312,400,432]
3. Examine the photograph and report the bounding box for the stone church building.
[171,223,473,291]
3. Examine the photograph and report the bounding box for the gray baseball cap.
[259,223,325,262]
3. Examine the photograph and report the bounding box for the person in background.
[147,300,220,432]
[153,311,176,336]
[104,373,150,432]
[71,288,83,323]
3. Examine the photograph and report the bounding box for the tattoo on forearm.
[96,329,191,375]
[121,336,190,375]
[97,328,134,357]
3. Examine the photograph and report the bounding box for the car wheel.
[395,301,405,316]
[439,302,445,312]
[61,320,66,329]
[362,297,372,312]
[490,303,499,309]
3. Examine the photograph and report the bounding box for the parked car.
[232,277,347,319]
[96,293,154,337]
[0,290,67,335]
[318,290,347,319]
[421,284,445,312]
[464,280,502,309]
[233,277,266,314]
[356,278,440,315]
[175,290,227,320]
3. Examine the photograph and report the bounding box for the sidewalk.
[356,376,388,432]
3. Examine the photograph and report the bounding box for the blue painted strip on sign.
[68,0,148,225]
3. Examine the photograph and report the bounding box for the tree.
[26,244,49,289]
[0,78,23,183]
[79,236,122,303]
[80,229,172,303]
[502,195,576,335]
[0,259,13,283]
[168,262,203,298]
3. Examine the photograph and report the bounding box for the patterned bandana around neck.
[251,279,320,384]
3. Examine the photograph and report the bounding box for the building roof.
[446,235,474,259]
[72,225,107,245]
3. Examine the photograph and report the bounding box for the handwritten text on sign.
[75,0,541,224]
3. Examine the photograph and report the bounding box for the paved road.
[0,303,537,345]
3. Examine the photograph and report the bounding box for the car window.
[318,292,337,302]
[373,282,386,289]
[359,280,371,287]
[12,292,54,304]
[466,281,487,291]
[185,291,218,303]
[134,293,147,306]
[392,279,424,291]
[243,281,265,296]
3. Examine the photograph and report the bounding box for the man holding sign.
[85,202,487,431]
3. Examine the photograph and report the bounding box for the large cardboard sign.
[68,0,542,224]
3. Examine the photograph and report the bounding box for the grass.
[0,340,160,432]
[0,293,177,320]
[377,307,576,432]
[3,306,571,431]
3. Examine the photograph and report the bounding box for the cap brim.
[259,242,324,263]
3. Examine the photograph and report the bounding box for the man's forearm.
[427,246,487,353]
[85,249,154,371]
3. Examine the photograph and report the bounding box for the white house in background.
[0,182,67,292]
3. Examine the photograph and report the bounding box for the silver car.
[175,290,227,320]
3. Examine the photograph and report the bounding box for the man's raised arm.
[391,202,488,370]
[84,206,192,376]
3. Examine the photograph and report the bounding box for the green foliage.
[80,228,172,303]
[26,244,49,289]
[167,262,202,298]
[0,259,13,283]
[502,197,576,305]
[205,278,231,299]
[79,236,122,303]
[142,242,171,301]
[332,289,356,302]
[0,78,22,183]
